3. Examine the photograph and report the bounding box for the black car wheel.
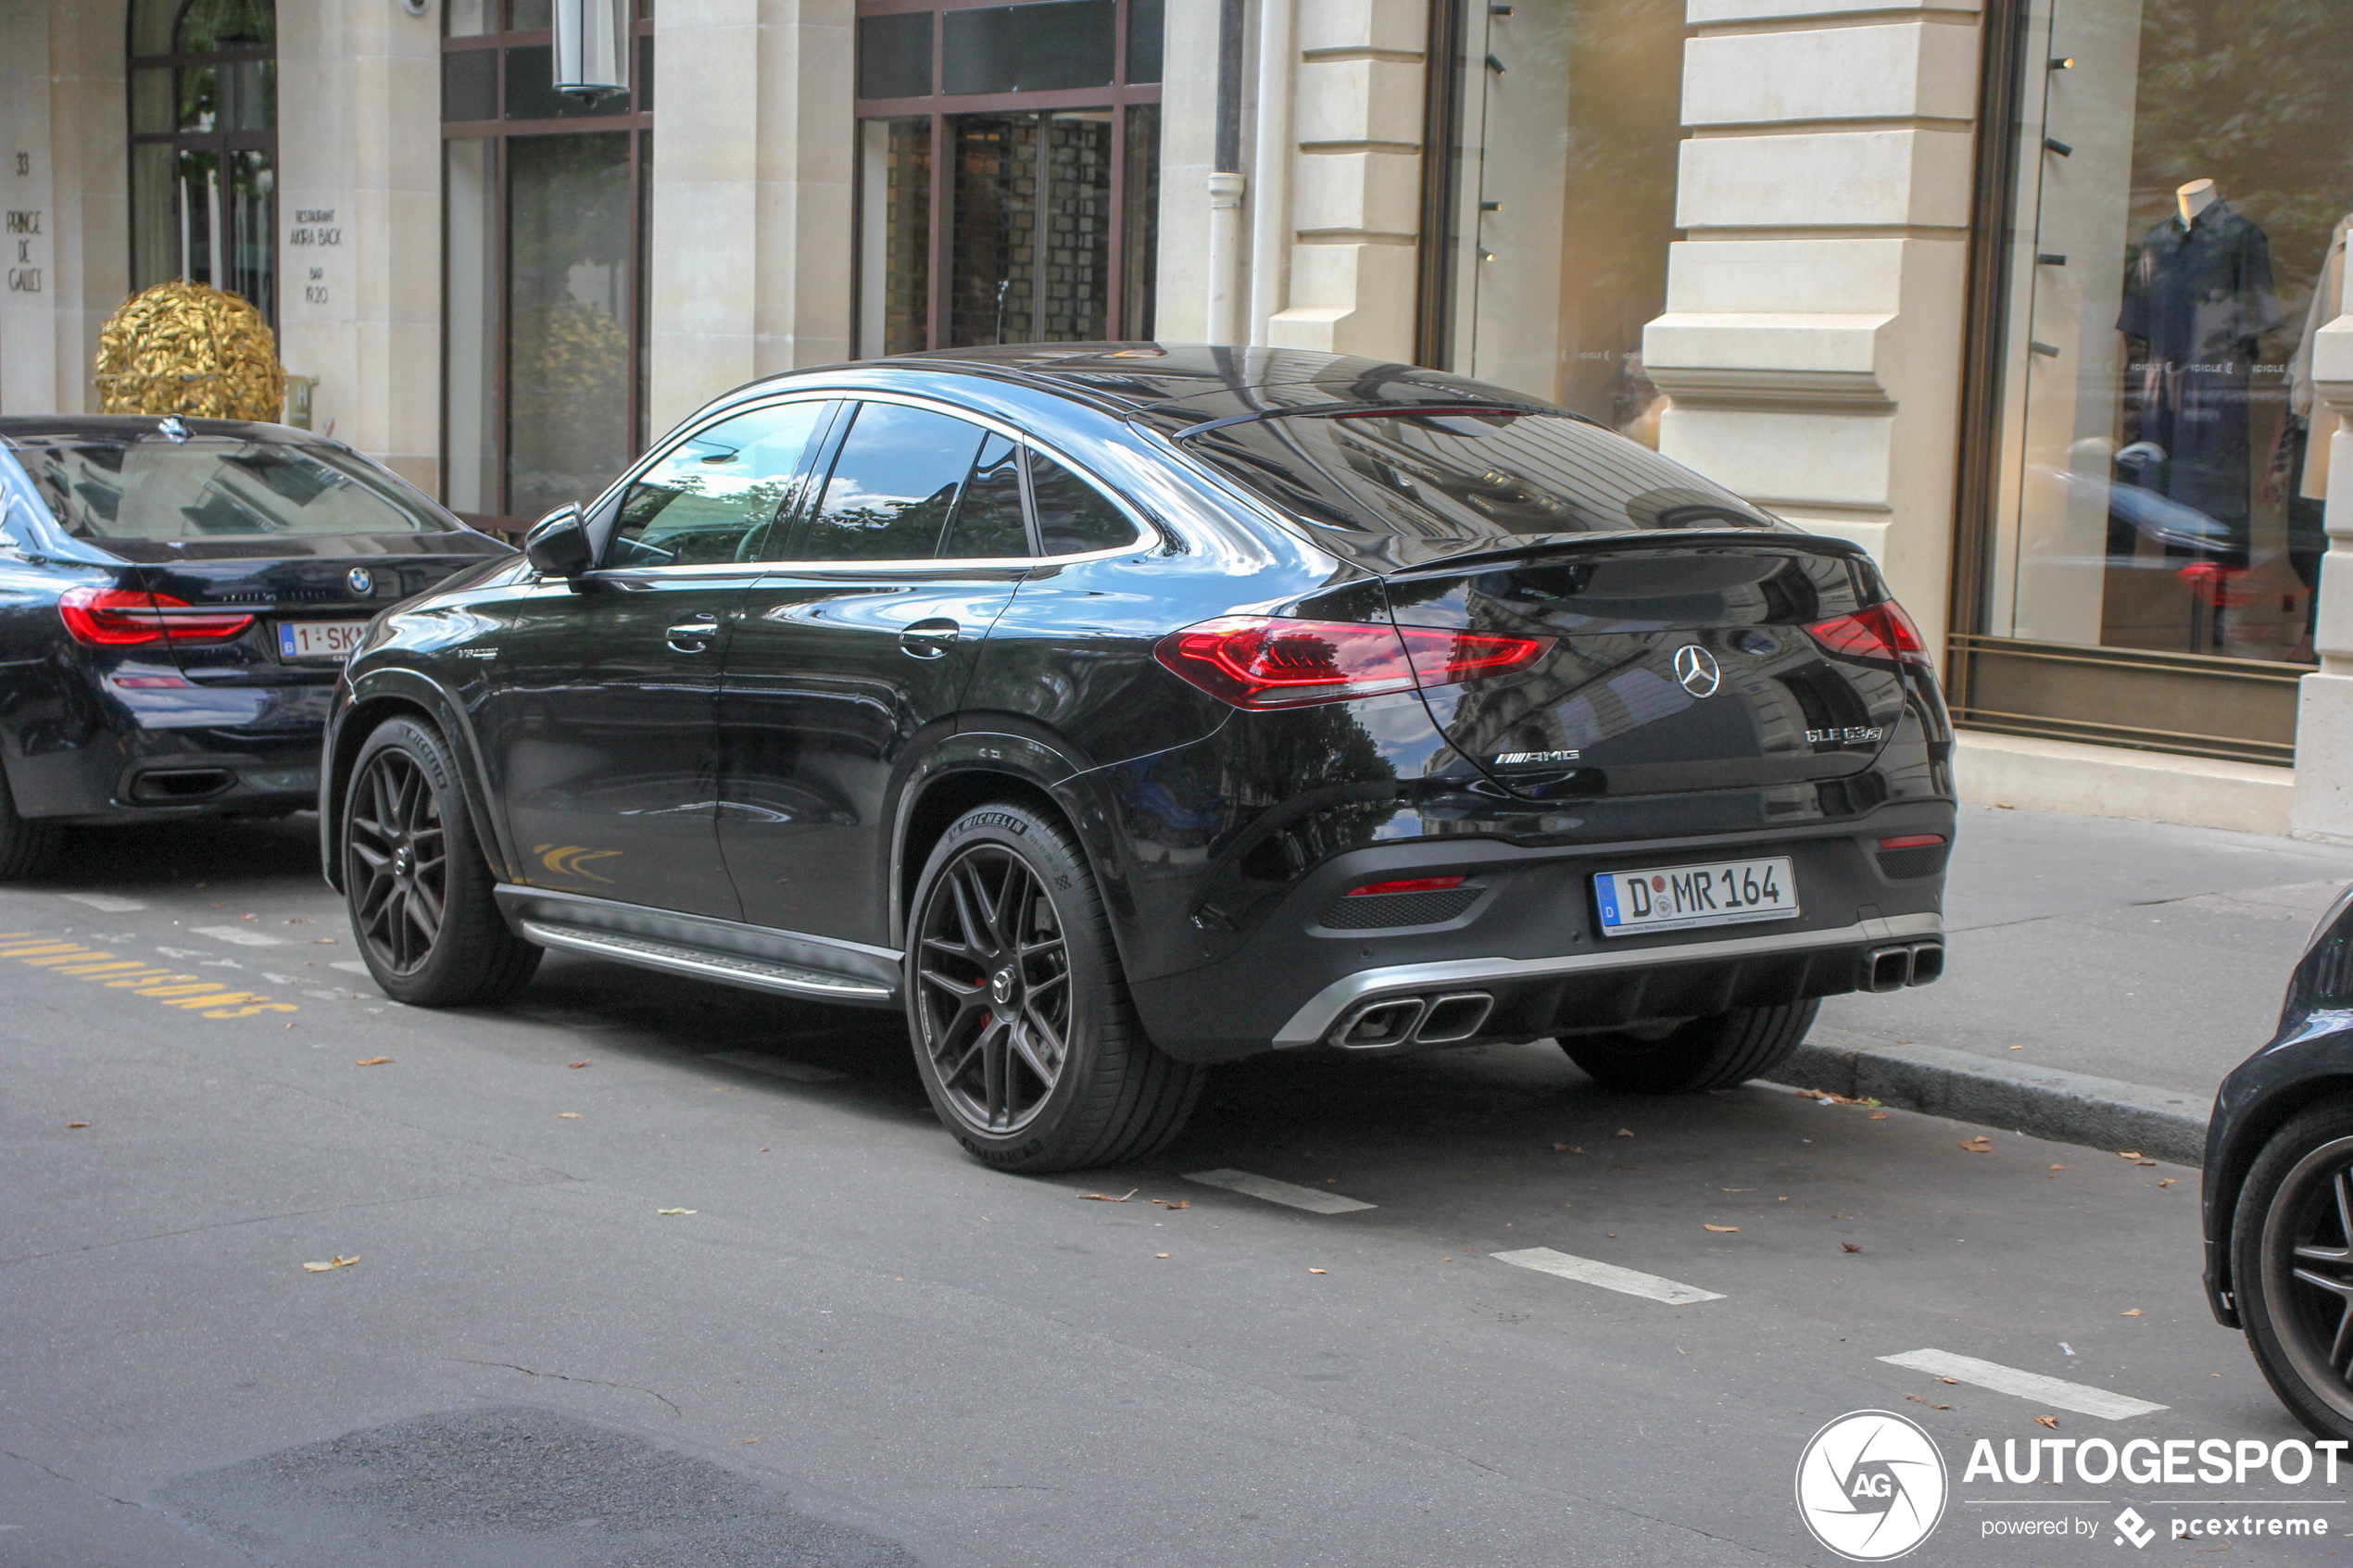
[907,803,1202,1173]
[2234,1100,2353,1439]
[0,765,61,882]
[1560,999,1818,1094]
[344,717,540,1007]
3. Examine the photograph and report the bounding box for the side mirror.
[522,505,594,579]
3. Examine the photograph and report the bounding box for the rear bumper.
[11,710,326,822]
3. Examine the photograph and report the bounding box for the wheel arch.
[2208,1073,2353,1321]
[321,667,511,893]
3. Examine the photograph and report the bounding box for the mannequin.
[2116,179,2284,545]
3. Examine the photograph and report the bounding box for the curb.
[1766,1035,2211,1167]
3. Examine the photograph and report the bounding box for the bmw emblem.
[346,567,376,598]
[1673,644,1721,698]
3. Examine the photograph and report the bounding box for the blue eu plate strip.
[1593,873,1621,930]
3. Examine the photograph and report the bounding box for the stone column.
[1265,0,1421,358]
[646,0,853,439]
[276,0,444,491]
[2291,270,2353,839]
[1640,0,1981,656]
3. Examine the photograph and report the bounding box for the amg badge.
[1493,749,1581,765]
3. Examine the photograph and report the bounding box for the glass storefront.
[1416,0,1688,431]
[441,0,653,527]
[853,0,1163,355]
[1957,0,2353,762]
[129,0,278,325]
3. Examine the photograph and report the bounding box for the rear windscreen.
[1181,409,1779,541]
[16,439,448,541]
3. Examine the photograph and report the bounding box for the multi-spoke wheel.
[341,717,540,1007]
[906,803,1202,1172]
[2236,1102,2353,1439]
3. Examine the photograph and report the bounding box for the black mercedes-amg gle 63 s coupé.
[0,415,510,879]
[320,346,1954,1172]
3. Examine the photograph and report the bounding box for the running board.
[519,920,896,1004]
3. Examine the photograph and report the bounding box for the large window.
[129,0,278,324]
[442,0,654,528]
[1956,0,2353,763]
[1416,0,1688,430]
[854,0,1163,355]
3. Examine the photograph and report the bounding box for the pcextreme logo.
[1795,1411,1950,1561]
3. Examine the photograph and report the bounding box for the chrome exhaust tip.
[1861,946,1913,994]
[1332,997,1428,1048]
[1414,992,1495,1044]
[1906,941,1944,986]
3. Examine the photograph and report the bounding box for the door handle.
[900,618,961,659]
[666,611,721,653]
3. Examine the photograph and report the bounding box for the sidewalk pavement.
[1776,804,2353,1163]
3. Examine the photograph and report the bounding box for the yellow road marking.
[1,935,296,1019]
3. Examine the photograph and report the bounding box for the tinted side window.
[1028,451,1136,555]
[609,402,828,567]
[941,433,1030,558]
[799,403,988,561]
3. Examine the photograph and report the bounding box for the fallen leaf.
[2008,1045,2022,1050]
[1154,1252,1170,1259]
[1704,1223,1740,1233]
[657,1208,697,1216]
[2158,1178,2177,1187]
[1904,1393,1952,1410]
[742,1436,760,1444]
[66,1122,88,1128]
[1869,1111,1888,1120]
[557,1111,582,1119]
[1842,1243,1861,1253]
[1615,1127,1634,1138]
[1961,1136,1993,1154]
[570,1060,591,1069]
[2120,1308,2142,1317]
[2118,1150,2142,1160]
[354,1057,393,1067]
[2135,1160,2157,1167]
[301,1254,359,1272]
[1079,1189,1138,1203]
[2034,1415,2059,1430]
[1308,1268,1327,1274]
[1938,1377,1959,1385]
[1151,1198,1190,1210]
[2049,1164,2067,1171]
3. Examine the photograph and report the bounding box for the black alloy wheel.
[342,717,541,1007]
[2236,1101,2353,1439]
[906,803,1202,1172]
[1560,998,1819,1094]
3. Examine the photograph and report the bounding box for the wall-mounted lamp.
[554,0,630,100]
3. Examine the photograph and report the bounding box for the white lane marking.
[1491,1246,1725,1305]
[190,924,284,947]
[330,960,372,975]
[60,893,146,912]
[1878,1348,2167,1420]
[1183,1169,1377,1214]
[703,1049,849,1084]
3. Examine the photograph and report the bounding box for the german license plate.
[277,620,371,660]
[1593,857,1799,937]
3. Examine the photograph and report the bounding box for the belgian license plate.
[1594,857,1800,937]
[277,620,371,660]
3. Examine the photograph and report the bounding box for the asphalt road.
[2,816,2344,1567]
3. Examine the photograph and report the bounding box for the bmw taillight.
[1805,601,1930,667]
[1152,617,1551,709]
[58,587,256,647]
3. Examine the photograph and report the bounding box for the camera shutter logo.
[1673,644,1721,698]
[1793,1410,1948,1561]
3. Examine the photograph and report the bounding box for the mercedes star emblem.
[1673,644,1721,698]
[346,567,376,598]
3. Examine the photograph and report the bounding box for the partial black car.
[0,415,510,878]
[2205,884,2353,1438]
[320,345,1955,1173]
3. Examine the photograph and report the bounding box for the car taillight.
[1806,601,1930,666]
[1346,875,1466,897]
[1878,834,1946,850]
[58,586,255,647]
[1152,617,1550,709]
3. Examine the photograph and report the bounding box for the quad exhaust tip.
[1331,991,1495,1049]
[1861,941,1944,994]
